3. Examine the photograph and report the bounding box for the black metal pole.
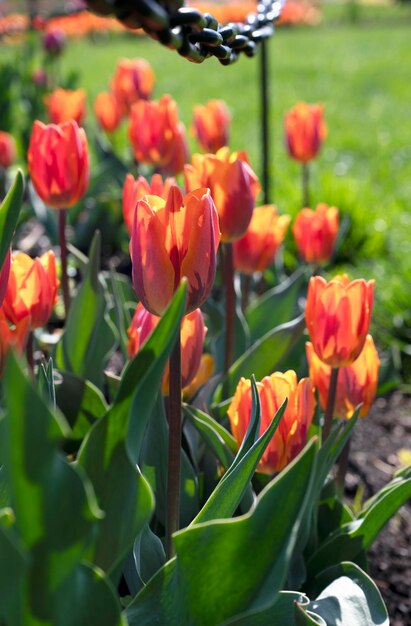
[260,38,271,205]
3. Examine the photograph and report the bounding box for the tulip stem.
[223,242,235,397]
[323,367,339,442]
[336,437,351,496]
[302,162,310,208]
[242,274,252,311]
[58,209,71,318]
[166,328,182,560]
[26,331,34,376]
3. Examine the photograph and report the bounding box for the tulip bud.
[233,205,290,274]
[122,173,176,235]
[130,186,220,316]
[128,303,206,393]
[0,131,16,169]
[111,58,155,116]
[43,28,66,56]
[0,310,30,376]
[306,336,380,419]
[305,274,374,368]
[28,120,90,209]
[45,88,87,126]
[285,102,327,162]
[94,91,121,134]
[293,203,339,265]
[228,371,316,474]
[185,147,260,243]
[192,99,231,153]
[2,251,59,329]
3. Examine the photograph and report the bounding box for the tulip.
[183,353,215,400]
[305,274,374,368]
[128,303,206,393]
[43,28,66,55]
[0,309,30,376]
[306,336,380,420]
[233,205,291,274]
[111,58,155,116]
[3,251,59,329]
[293,203,339,265]
[185,147,260,243]
[0,131,16,169]
[128,95,189,176]
[28,120,89,209]
[122,173,176,235]
[46,88,87,126]
[130,186,220,316]
[0,248,11,306]
[94,91,121,133]
[284,102,327,163]
[192,99,231,153]
[228,371,315,474]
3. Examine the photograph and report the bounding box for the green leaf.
[0,169,24,266]
[214,314,305,402]
[126,439,318,626]
[246,269,306,342]
[77,282,187,576]
[56,232,117,388]
[221,591,313,626]
[0,508,28,624]
[183,404,237,470]
[37,358,56,410]
[133,524,166,591]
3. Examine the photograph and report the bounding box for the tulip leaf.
[1,351,104,624]
[246,268,306,342]
[37,358,56,410]
[214,314,306,402]
[77,282,187,576]
[183,404,237,469]
[191,395,287,525]
[126,439,317,626]
[56,231,117,388]
[0,169,24,267]
[220,591,314,626]
[0,509,28,625]
[132,524,166,592]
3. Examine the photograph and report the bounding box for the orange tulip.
[0,131,16,169]
[0,248,11,306]
[293,203,339,265]
[128,303,206,393]
[46,88,87,126]
[94,91,121,133]
[233,205,290,274]
[130,186,220,316]
[228,371,316,474]
[3,251,59,329]
[306,336,380,419]
[128,95,189,176]
[192,99,231,153]
[28,120,90,209]
[111,58,155,116]
[185,147,260,242]
[0,309,30,375]
[122,173,176,235]
[183,353,215,400]
[285,102,327,162]
[305,274,374,368]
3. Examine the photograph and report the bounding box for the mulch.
[347,392,411,626]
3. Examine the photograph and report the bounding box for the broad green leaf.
[0,169,24,266]
[56,232,117,388]
[214,314,305,402]
[77,283,187,576]
[126,439,317,626]
[132,524,166,592]
[0,509,28,624]
[183,405,237,469]
[2,352,102,624]
[221,591,313,626]
[246,269,306,342]
[192,396,287,525]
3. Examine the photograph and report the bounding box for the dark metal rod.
[260,37,271,204]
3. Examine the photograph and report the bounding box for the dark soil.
[347,392,411,626]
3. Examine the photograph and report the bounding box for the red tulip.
[192,99,230,153]
[0,309,30,376]
[0,248,11,306]
[285,102,327,162]
[122,173,176,235]
[111,58,155,116]
[130,186,220,316]
[233,205,290,274]
[305,274,374,368]
[3,251,59,329]
[293,203,339,264]
[228,371,315,474]
[46,88,87,126]
[28,120,89,209]
[306,335,380,419]
[0,131,16,169]
[185,147,260,242]
[128,303,206,393]
[94,92,121,133]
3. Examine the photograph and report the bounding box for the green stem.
[223,242,235,398]
[336,437,351,496]
[302,162,310,208]
[242,274,252,312]
[322,367,339,443]
[166,328,182,560]
[58,209,71,318]
[26,331,34,376]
